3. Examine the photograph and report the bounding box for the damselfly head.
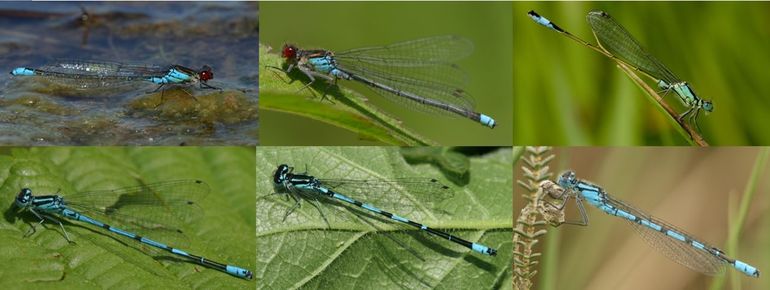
[702,100,714,113]
[15,188,33,207]
[274,164,290,184]
[198,65,213,82]
[282,45,298,59]
[557,171,577,189]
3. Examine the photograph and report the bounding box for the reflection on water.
[0,1,258,145]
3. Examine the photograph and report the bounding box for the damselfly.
[276,36,496,128]
[528,10,713,131]
[10,60,219,91]
[542,171,759,277]
[272,164,497,256]
[13,180,253,280]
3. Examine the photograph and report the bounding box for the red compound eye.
[282,45,297,59]
[199,66,213,82]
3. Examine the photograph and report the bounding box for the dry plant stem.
[614,62,709,146]
[514,147,554,290]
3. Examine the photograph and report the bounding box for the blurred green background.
[514,147,770,290]
[514,2,770,145]
[261,2,513,145]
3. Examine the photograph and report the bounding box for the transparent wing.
[587,11,681,84]
[40,59,167,77]
[64,180,209,235]
[303,177,455,215]
[334,36,476,116]
[605,194,726,275]
[342,65,476,116]
[319,178,454,198]
[336,35,474,66]
[31,59,168,89]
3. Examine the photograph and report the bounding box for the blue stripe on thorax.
[147,68,193,84]
[671,83,698,106]
[576,182,603,208]
[32,196,62,211]
[167,69,191,81]
[308,56,336,74]
[308,56,349,79]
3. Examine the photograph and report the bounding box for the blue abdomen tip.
[735,260,760,277]
[226,265,254,279]
[11,67,35,76]
[479,114,495,128]
[472,243,490,255]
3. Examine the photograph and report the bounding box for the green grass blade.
[709,148,768,290]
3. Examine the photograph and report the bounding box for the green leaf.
[258,44,435,145]
[0,148,255,289]
[256,147,513,289]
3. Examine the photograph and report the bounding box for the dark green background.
[261,1,513,145]
[514,2,770,145]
